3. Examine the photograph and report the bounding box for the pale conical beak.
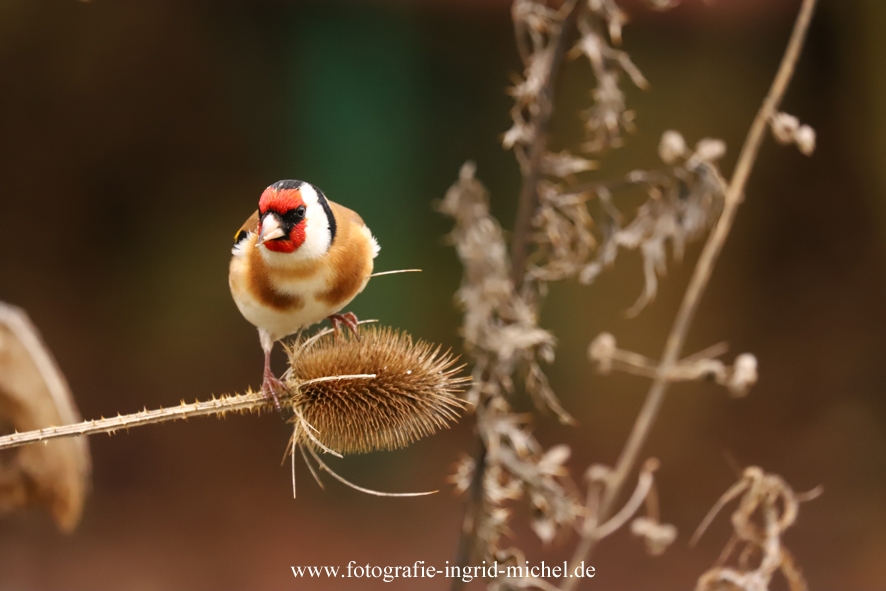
[256,214,286,247]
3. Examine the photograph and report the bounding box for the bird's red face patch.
[259,187,307,253]
[259,187,302,216]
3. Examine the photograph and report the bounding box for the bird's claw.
[261,372,286,412]
[329,312,360,342]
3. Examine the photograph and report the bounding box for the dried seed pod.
[726,353,758,397]
[588,332,617,373]
[794,124,816,156]
[658,130,686,164]
[770,112,800,144]
[285,326,468,455]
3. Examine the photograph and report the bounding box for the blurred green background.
[1,0,885,589]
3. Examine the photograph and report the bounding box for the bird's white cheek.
[298,215,332,260]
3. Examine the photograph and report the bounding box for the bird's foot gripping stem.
[261,345,285,411]
[328,312,360,342]
[261,370,285,412]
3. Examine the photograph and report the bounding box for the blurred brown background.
[1,0,885,589]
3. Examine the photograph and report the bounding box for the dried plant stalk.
[443,0,820,589]
[442,163,582,585]
[446,0,656,582]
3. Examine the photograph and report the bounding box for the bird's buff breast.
[229,232,372,341]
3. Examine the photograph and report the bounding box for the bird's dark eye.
[283,205,306,225]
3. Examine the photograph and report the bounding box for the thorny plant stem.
[0,392,269,451]
[561,1,819,588]
[451,4,582,589]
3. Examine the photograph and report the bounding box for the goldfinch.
[229,180,379,408]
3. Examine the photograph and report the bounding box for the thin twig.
[561,0,819,587]
[589,459,657,540]
[690,478,750,547]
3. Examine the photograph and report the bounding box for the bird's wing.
[329,200,379,259]
[234,210,260,245]
[329,200,366,228]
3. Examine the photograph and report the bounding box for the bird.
[229,179,379,409]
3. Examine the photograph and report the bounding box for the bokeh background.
[1,0,885,589]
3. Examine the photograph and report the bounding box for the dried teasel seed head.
[658,130,686,164]
[794,124,816,156]
[284,326,469,455]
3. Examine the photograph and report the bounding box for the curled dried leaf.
[0,302,90,532]
[695,467,816,591]
[576,139,727,314]
[631,516,678,556]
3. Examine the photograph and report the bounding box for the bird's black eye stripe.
[314,187,337,245]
